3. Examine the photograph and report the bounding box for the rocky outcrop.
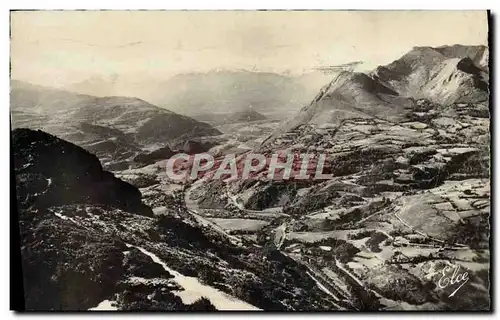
[13,129,154,309]
[372,45,488,104]
[13,128,153,216]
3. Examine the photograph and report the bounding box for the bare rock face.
[372,45,488,104]
[421,57,489,105]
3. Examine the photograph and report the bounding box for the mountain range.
[12,44,491,311]
[64,70,333,118]
[264,45,489,145]
[10,80,222,169]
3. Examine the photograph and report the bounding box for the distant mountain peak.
[262,44,489,146]
[370,44,489,103]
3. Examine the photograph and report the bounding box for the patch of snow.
[319,246,332,251]
[20,162,33,170]
[89,299,118,311]
[126,244,261,311]
[53,211,79,225]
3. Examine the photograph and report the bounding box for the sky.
[11,10,488,88]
